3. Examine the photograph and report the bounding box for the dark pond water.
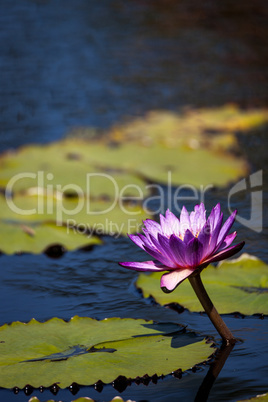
[0,1,268,401]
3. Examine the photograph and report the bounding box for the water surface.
[0,1,267,401]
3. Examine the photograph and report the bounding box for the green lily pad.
[0,221,102,255]
[188,105,268,133]
[0,316,215,389]
[107,105,268,149]
[80,142,246,188]
[1,106,265,253]
[1,106,263,194]
[0,139,153,254]
[0,187,151,254]
[136,254,268,315]
[0,141,149,198]
[0,193,150,233]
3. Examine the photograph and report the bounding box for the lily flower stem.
[188,273,236,345]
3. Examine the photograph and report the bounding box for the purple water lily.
[119,203,245,293]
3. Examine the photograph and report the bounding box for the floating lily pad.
[0,139,152,254]
[186,105,268,133]
[136,254,268,315]
[107,105,268,150]
[1,106,265,253]
[1,106,267,193]
[0,316,215,389]
[0,141,149,198]
[0,193,150,233]
[0,192,151,254]
[0,221,101,255]
[2,106,264,195]
[79,142,246,188]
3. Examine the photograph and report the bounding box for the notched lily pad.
[136,254,268,316]
[0,316,215,389]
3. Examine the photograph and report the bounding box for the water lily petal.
[121,203,245,291]
[159,214,173,237]
[143,245,177,267]
[207,206,215,231]
[119,260,168,271]
[180,206,190,235]
[169,234,187,267]
[190,203,204,235]
[183,229,195,244]
[142,228,157,247]
[190,210,197,234]
[128,234,147,250]
[216,210,237,248]
[164,209,180,235]
[207,204,221,232]
[160,268,196,293]
[212,203,221,230]
[197,202,205,214]
[184,237,204,267]
[197,221,211,250]
[143,219,162,238]
[157,233,180,265]
[197,203,206,226]
[216,231,237,252]
[204,241,245,265]
[149,233,176,265]
[207,212,223,255]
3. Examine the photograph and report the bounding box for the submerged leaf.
[0,317,215,389]
[136,254,268,315]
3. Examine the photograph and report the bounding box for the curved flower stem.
[188,273,236,345]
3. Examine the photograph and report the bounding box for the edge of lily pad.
[1,316,216,391]
[135,254,268,318]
